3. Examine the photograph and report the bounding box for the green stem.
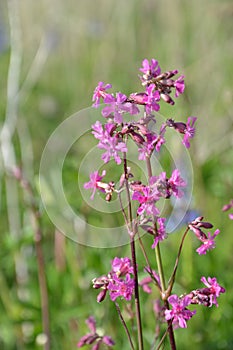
[123,153,144,350]
[166,227,190,297]
[155,327,169,350]
[154,243,166,293]
[115,302,135,350]
[145,157,167,293]
[145,156,176,350]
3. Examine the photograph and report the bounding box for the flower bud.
[129,92,146,105]
[130,131,145,144]
[97,289,107,303]
[172,122,186,134]
[160,93,174,105]
[102,336,115,346]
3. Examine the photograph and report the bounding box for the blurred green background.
[0,0,232,349]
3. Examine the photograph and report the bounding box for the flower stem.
[166,227,190,297]
[130,237,144,350]
[123,153,144,350]
[145,156,176,350]
[145,157,167,291]
[115,302,135,350]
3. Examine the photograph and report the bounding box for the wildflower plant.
[79,58,225,350]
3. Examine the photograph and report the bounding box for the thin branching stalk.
[137,233,161,291]
[166,227,190,297]
[115,302,135,350]
[155,327,169,350]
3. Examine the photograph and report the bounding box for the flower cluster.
[165,276,225,329]
[77,316,115,349]
[138,58,185,104]
[92,257,135,302]
[188,216,220,255]
[81,58,225,348]
[90,59,195,169]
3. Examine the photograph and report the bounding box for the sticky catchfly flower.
[77,316,115,348]
[200,276,225,307]
[92,81,112,108]
[165,295,196,329]
[132,185,160,217]
[151,217,167,248]
[166,116,197,148]
[92,121,127,164]
[84,170,107,200]
[196,229,220,255]
[102,92,139,123]
[187,277,225,308]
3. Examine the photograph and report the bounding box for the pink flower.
[132,186,160,217]
[188,217,220,255]
[151,217,167,248]
[138,131,162,160]
[102,92,139,123]
[99,137,127,165]
[84,170,107,200]
[166,117,197,148]
[168,169,186,198]
[92,121,127,164]
[200,276,225,307]
[92,82,112,108]
[111,257,134,277]
[77,316,115,348]
[174,75,185,97]
[182,116,197,148]
[196,229,220,255]
[108,274,135,301]
[139,58,185,104]
[155,124,166,152]
[139,58,161,79]
[149,169,186,199]
[93,256,135,303]
[143,85,160,113]
[165,295,196,328]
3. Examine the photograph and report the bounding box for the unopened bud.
[130,131,145,144]
[86,335,99,345]
[105,193,112,202]
[130,181,144,192]
[197,221,213,229]
[97,289,107,303]
[172,121,186,134]
[129,92,146,105]
[160,93,174,105]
